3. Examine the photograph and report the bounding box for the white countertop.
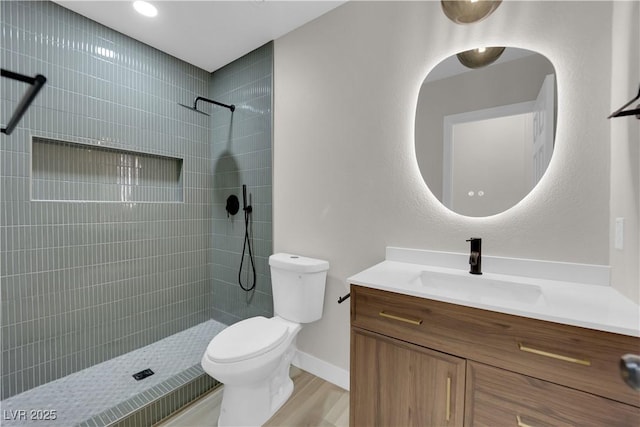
[348,249,640,338]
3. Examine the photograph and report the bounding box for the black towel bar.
[1,69,47,136]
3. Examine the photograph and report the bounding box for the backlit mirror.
[415,47,557,217]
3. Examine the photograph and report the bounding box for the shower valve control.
[226,195,240,217]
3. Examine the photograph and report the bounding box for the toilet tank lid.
[269,253,330,273]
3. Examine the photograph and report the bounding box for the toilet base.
[201,317,302,426]
[217,372,294,427]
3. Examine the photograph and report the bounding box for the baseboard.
[292,350,350,391]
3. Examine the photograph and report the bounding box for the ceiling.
[53,0,345,72]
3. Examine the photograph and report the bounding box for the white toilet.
[201,253,330,427]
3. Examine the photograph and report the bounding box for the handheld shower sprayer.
[238,184,256,292]
[242,184,252,214]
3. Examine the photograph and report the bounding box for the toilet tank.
[269,253,329,323]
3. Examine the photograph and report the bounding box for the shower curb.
[77,366,219,427]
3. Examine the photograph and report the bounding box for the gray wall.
[209,43,274,325]
[1,0,212,399]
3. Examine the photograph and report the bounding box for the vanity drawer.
[350,285,640,407]
[465,361,640,427]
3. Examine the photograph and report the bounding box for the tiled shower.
[1,0,273,425]
[210,46,274,326]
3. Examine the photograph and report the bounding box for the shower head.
[178,102,211,116]
[178,103,210,116]
[178,96,235,115]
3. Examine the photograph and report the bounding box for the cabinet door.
[465,361,640,427]
[351,328,466,427]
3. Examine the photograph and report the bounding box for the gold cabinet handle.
[445,376,452,422]
[518,342,591,366]
[378,311,423,325]
[516,415,536,427]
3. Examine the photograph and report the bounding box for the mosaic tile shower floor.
[0,320,226,426]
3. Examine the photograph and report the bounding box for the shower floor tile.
[0,320,226,426]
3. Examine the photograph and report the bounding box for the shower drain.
[132,368,155,381]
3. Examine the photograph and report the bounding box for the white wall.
[610,0,640,303]
[274,1,621,375]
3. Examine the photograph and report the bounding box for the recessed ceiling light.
[133,1,158,18]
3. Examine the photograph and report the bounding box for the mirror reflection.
[415,47,557,217]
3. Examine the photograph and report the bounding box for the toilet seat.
[205,317,289,363]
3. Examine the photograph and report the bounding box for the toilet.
[201,253,330,427]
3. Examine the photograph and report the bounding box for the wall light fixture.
[441,0,502,24]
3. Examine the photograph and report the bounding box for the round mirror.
[415,47,557,217]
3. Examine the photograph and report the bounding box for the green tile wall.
[1,0,213,399]
[209,43,274,324]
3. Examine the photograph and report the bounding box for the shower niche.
[31,137,184,203]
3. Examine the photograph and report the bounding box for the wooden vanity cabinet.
[350,284,640,427]
[466,361,640,427]
[351,328,465,426]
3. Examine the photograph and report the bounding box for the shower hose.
[238,185,256,292]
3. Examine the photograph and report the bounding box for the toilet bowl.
[201,253,329,427]
[202,316,301,426]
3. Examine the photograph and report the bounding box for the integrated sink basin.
[348,248,640,337]
[409,270,544,305]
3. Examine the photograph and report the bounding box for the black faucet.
[466,238,482,275]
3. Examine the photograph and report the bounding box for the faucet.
[466,238,482,275]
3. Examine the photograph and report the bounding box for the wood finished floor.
[155,368,349,427]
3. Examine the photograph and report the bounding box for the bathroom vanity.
[349,248,640,426]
